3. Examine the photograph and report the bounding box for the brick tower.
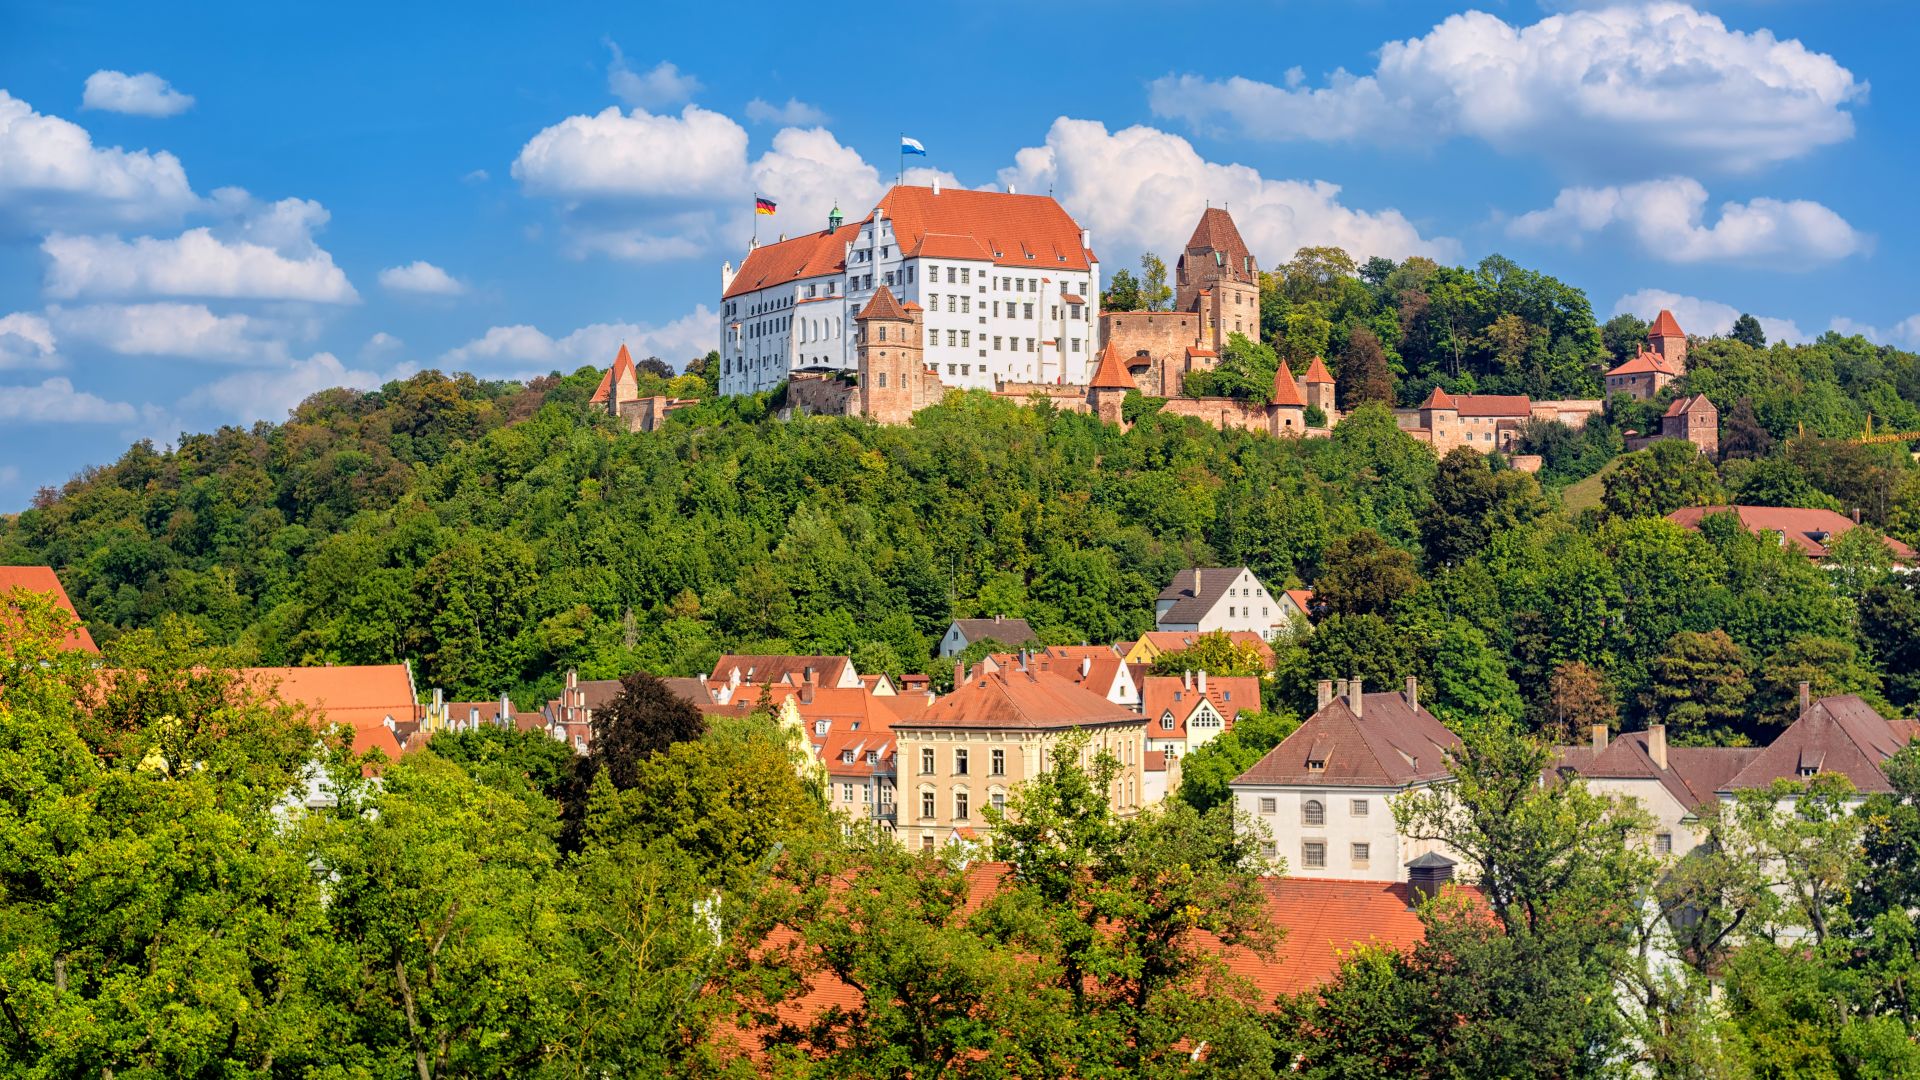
[1648,309,1687,375]
[1302,355,1336,419]
[856,285,923,425]
[1175,207,1260,349]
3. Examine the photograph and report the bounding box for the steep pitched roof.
[1664,393,1713,418]
[1233,689,1460,788]
[1270,361,1306,407]
[722,220,862,299]
[1558,730,1759,812]
[1180,207,1256,282]
[0,565,98,652]
[589,343,638,404]
[1088,339,1135,389]
[1722,695,1920,795]
[1156,567,1261,627]
[1649,309,1685,338]
[1302,355,1335,384]
[1420,386,1456,410]
[1141,674,1262,738]
[947,617,1037,648]
[874,185,1096,271]
[901,667,1144,731]
[1666,506,1917,562]
[711,654,856,689]
[857,284,909,321]
[909,232,993,261]
[237,665,417,760]
[1606,349,1679,378]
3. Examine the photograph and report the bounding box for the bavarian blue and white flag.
[901,136,927,156]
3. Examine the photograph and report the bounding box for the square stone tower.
[1648,309,1688,375]
[1175,207,1261,349]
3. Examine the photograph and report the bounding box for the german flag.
[755,197,777,216]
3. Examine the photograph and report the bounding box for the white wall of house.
[1232,781,1457,882]
[1159,568,1285,640]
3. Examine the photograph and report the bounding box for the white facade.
[1156,567,1286,639]
[718,187,1101,397]
[1232,782,1456,883]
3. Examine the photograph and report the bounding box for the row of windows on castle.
[725,265,1090,327]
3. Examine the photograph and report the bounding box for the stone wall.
[1159,397,1276,436]
[786,372,859,418]
[1101,311,1203,396]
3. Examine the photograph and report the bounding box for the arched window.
[1161,712,1175,730]
[1303,799,1325,827]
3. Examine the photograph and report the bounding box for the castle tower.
[856,285,922,425]
[1175,207,1261,349]
[1087,339,1134,428]
[1648,309,1687,375]
[588,343,640,416]
[1269,359,1307,435]
[1302,355,1336,419]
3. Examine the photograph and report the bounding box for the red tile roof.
[909,232,993,261]
[589,343,637,404]
[1283,589,1315,619]
[1270,361,1306,407]
[722,221,862,300]
[1666,505,1916,562]
[1721,695,1920,795]
[1302,356,1335,384]
[1134,629,1277,669]
[1606,349,1679,378]
[857,284,909,321]
[1557,730,1758,811]
[1141,674,1262,738]
[1225,877,1470,999]
[0,565,98,652]
[1649,309,1685,338]
[711,655,857,690]
[903,666,1144,731]
[1235,688,1458,788]
[1664,393,1712,418]
[237,665,417,760]
[1088,338,1135,390]
[1419,388,1532,417]
[1180,208,1257,283]
[876,185,1095,271]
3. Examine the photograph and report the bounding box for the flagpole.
[751,190,758,245]
[897,133,903,187]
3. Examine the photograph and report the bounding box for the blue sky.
[1,0,1916,509]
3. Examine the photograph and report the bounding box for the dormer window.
[841,750,856,764]
[1306,758,1326,772]
[814,721,829,735]
[1799,766,1819,778]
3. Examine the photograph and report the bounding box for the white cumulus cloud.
[606,47,700,110]
[378,260,466,296]
[748,127,883,237]
[0,377,136,422]
[441,305,720,374]
[1612,289,1805,345]
[41,194,358,303]
[1149,3,1865,175]
[48,302,290,363]
[1001,117,1452,265]
[745,97,828,126]
[0,90,196,232]
[82,70,195,117]
[183,353,385,423]
[512,104,747,201]
[1508,177,1866,265]
[0,313,61,370]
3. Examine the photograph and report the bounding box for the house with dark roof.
[1231,677,1461,881]
[1554,723,1757,859]
[938,615,1038,658]
[1155,566,1287,641]
[893,658,1149,852]
[1717,693,1920,797]
[1666,505,1916,565]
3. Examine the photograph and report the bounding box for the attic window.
[841,750,855,763]
[1798,765,1819,778]
[814,721,829,735]
[1306,758,1326,772]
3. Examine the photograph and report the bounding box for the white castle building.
[719,182,1102,395]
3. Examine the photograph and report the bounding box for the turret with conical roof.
[1647,308,1687,374]
[1086,339,1135,428]
[1302,355,1336,416]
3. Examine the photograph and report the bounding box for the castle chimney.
[1405,676,1418,713]
[1799,681,1811,712]
[1080,656,1092,678]
[1080,228,1091,249]
[1318,679,1334,710]
[1349,676,1364,717]
[1198,670,1208,695]
[1647,724,1668,770]
[1592,724,1608,752]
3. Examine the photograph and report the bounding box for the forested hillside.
[6,248,1920,736]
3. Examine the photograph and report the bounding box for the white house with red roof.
[719,182,1100,395]
[1141,669,1262,758]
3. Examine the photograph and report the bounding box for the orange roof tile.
[1271,361,1306,407]
[1420,388,1530,416]
[237,665,417,760]
[875,185,1095,271]
[1179,208,1258,284]
[588,343,638,404]
[910,232,992,261]
[0,565,98,652]
[1667,505,1917,562]
[1649,309,1684,338]
[857,284,909,321]
[723,221,861,300]
[1606,348,1679,378]
[903,666,1143,731]
[1302,355,1335,384]
[1088,338,1134,389]
[1142,674,1262,738]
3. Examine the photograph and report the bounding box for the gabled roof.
[1649,309,1685,338]
[1133,630,1276,668]
[1282,589,1315,619]
[722,220,862,299]
[1606,349,1679,378]
[1156,567,1262,627]
[1270,361,1306,407]
[1233,689,1460,788]
[237,665,417,760]
[1557,730,1758,811]
[0,565,98,652]
[1664,393,1713,418]
[1302,356,1335,385]
[1179,207,1257,282]
[1088,339,1135,390]
[1419,388,1533,417]
[947,617,1037,648]
[1141,674,1262,738]
[711,654,857,689]
[1666,505,1917,562]
[901,667,1144,731]
[875,185,1096,271]
[909,232,992,261]
[857,284,909,321]
[590,343,638,404]
[1722,695,1920,795]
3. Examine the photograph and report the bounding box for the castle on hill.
[591,193,1716,458]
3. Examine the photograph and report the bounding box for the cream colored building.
[893,661,1149,852]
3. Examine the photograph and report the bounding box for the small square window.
[1303,842,1326,869]
[1351,842,1370,865]
[1656,833,1673,855]
[1258,797,1277,814]
[1351,799,1369,817]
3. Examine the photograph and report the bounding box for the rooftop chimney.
[954,660,964,687]
[804,665,817,686]
[931,176,941,195]
[1193,569,1202,596]
[565,668,578,690]
[1852,508,1863,524]
[1647,724,1668,770]
[1183,669,1193,690]
[1318,679,1334,710]
[1198,670,1208,695]
[1405,676,1419,713]
[1799,681,1811,713]
[1406,852,1456,905]
[1592,723,1608,753]
[1350,675,1364,717]
[1080,656,1092,678]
